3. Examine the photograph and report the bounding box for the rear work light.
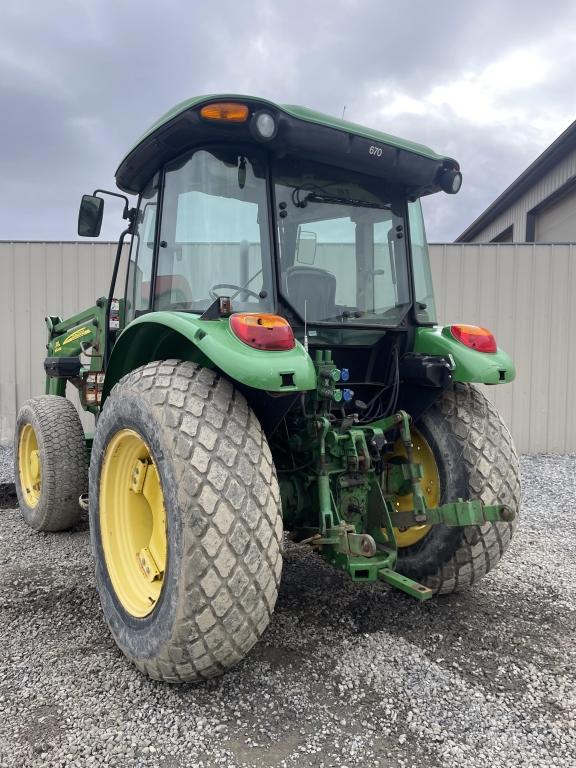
[450,324,497,353]
[252,111,277,140]
[200,102,249,122]
[230,313,295,351]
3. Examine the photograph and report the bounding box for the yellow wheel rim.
[100,429,167,618]
[18,423,42,508]
[385,428,440,548]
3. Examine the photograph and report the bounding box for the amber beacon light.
[200,102,249,122]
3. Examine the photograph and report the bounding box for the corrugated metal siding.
[535,187,576,241]
[469,145,576,242]
[0,242,128,443]
[1,241,575,453]
[429,243,576,452]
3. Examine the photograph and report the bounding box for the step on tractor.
[15,96,520,682]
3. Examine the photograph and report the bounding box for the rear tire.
[397,383,520,594]
[14,395,86,531]
[89,360,282,682]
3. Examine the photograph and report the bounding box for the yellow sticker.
[62,327,92,346]
[54,341,62,353]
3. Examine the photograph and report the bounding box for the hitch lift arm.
[304,351,516,601]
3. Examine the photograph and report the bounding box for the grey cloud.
[0,0,574,241]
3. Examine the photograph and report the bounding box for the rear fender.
[102,312,316,403]
[414,326,515,384]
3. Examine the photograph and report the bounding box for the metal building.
[457,120,576,243]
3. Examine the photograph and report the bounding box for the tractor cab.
[123,142,437,331]
[109,96,460,338]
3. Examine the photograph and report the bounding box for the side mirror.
[78,194,104,237]
[296,229,317,265]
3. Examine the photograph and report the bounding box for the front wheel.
[396,383,521,594]
[89,360,282,682]
[14,395,86,531]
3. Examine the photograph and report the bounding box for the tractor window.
[408,200,437,324]
[274,157,410,325]
[125,177,159,322]
[156,149,273,314]
[293,217,357,306]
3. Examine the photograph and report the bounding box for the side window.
[155,149,273,313]
[408,200,437,324]
[125,177,159,323]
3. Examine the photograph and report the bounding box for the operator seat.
[285,266,337,322]
[141,274,193,309]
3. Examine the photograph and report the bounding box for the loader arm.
[44,300,108,398]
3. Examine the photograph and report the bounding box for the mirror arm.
[92,189,136,227]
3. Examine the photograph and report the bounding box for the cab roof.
[115,94,459,198]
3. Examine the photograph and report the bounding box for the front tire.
[397,383,520,594]
[89,360,282,682]
[14,395,86,531]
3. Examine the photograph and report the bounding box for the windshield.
[154,148,273,314]
[274,157,411,325]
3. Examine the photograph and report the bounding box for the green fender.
[414,326,515,384]
[102,312,317,402]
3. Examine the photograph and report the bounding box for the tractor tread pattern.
[424,383,520,594]
[14,395,87,531]
[100,361,282,682]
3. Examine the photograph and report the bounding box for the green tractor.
[15,96,520,682]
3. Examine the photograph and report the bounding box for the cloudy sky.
[1,0,575,242]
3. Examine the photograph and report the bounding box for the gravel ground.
[0,454,575,768]
[0,445,13,485]
[0,447,16,509]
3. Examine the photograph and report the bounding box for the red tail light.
[450,324,497,353]
[230,313,295,351]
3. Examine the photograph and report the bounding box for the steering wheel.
[209,283,262,301]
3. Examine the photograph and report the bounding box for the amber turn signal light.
[230,314,295,351]
[450,324,497,353]
[200,102,249,122]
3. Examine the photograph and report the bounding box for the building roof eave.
[456,119,576,242]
